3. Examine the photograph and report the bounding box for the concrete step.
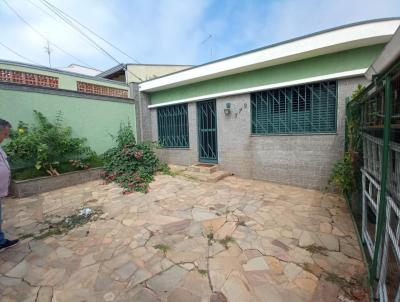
[182,170,232,183]
[187,163,219,174]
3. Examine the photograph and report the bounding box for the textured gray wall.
[151,102,199,165]
[133,83,152,142]
[215,77,369,189]
[148,76,369,189]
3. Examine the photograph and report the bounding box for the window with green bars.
[157,104,189,148]
[251,81,337,134]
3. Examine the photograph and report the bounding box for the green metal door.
[197,100,218,163]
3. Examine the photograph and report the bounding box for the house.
[136,18,400,189]
[98,63,192,83]
[59,64,102,76]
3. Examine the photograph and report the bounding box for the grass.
[19,233,35,240]
[206,232,215,246]
[154,244,170,255]
[33,207,103,240]
[197,269,208,276]
[303,244,329,256]
[324,272,353,288]
[218,236,235,249]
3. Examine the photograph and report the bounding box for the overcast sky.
[1,0,400,72]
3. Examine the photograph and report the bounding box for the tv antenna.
[44,40,52,67]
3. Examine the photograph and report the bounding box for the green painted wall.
[0,63,128,91]
[0,89,136,154]
[150,44,385,105]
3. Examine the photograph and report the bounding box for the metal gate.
[197,100,218,163]
[345,59,400,301]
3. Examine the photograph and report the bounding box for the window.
[157,104,189,148]
[251,81,337,134]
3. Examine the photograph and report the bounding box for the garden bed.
[10,167,104,198]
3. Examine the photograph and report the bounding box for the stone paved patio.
[0,173,368,302]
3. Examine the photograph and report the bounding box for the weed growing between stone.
[218,236,235,249]
[33,207,103,240]
[303,244,329,256]
[153,244,170,255]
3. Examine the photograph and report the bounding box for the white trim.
[140,19,400,92]
[147,68,367,108]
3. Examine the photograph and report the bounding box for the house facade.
[137,18,400,189]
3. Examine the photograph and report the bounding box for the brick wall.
[0,69,58,88]
[77,81,128,98]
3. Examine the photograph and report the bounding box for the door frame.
[197,99,218,164]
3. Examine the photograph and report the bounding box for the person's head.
[0,119,12,143]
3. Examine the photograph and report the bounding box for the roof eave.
[139,18,400,93]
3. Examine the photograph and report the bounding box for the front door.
[197,100,218,163]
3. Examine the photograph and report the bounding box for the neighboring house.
[98,63,192,83]
[0,60,135,153]
[137,18,400,189]
[59,64,102,76]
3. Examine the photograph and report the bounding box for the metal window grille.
[251,81,337,134]
[157,104,189,148]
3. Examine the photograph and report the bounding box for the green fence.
[345,59,400,301]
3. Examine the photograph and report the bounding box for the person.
[0,119,18,250]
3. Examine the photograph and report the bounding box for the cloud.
[0,0,399,71]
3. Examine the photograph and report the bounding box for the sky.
[0,0,400,72]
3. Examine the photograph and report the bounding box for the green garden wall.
[150,44,384,105]
[0,88,136,154]
[0,62,128,92]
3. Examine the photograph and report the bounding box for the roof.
[60,64,102,76]
[0,59,128,87]
[366,22,400,79]
[97,63,193,79]
[139,18,400,93]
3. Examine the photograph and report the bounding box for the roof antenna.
[44,40,52,68]
[200,33,213,60]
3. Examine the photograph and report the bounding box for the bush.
[102,123,160,193]
[328,152,355,199]
[4,110,99,179]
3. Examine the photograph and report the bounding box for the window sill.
[158,147,191,150]
[250,132,338,137]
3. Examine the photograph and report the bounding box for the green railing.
[251,80,337,134]
[345,59,400,301]
[157,104,189,148]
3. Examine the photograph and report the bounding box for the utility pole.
[44,40,52,68]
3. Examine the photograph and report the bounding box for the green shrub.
[102,123,161,193]
[328,153,355,199]
[4,110,98,179]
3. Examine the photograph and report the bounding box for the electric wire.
[0,41,41,65]
[38,0,142,81]
[38,0,140,64]
[2,0,94,68]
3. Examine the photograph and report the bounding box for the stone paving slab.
[0,174,368,301]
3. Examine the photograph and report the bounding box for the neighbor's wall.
[150,103,198,165]
[0,87,136,154]
[0,62,129,92]
[214,76,370,189]
[127,65,192,83]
